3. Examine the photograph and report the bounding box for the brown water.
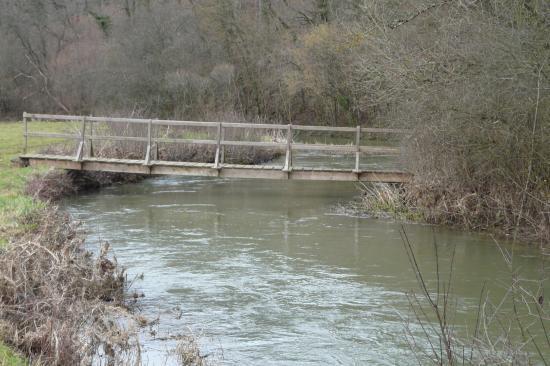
[65,154,548,365]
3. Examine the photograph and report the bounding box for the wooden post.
[354,125,361,173]
[75,116,86,161]
[214,122,222,169]
[23,112,28,154]
[153,120,159,161]
[220,124,225,165]
[283,123,293,172]
[144,119,152,165]
[88,117,94,157]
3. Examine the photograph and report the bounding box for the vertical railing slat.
[354,125,361,173]
[75,116,86,161]
[23,112,28,154]
[144,119,152,165]
[88,117,94,157]
[283,123,293,172]
[214,122,222,169]
[220,124,225,165]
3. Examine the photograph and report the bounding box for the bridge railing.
[22,112,409,172]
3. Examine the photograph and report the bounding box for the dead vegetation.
[25,169,144,202]
[400,228,550,364]
[0,207,144,365]
[173,335,217,366]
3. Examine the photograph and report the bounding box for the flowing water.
[64,153,548,365]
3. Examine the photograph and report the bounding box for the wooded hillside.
[0,0,548,242]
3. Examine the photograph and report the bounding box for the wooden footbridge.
[19,113,411,183]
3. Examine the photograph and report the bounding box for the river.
[64,152,548,365]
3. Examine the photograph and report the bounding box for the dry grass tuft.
[173,334,218,366]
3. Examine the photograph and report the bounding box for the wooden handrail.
[22,113,406,161]
[23,112,410,134]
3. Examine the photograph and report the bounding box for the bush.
[0,208,141,364]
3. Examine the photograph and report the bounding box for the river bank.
[0,122,145,364]
[2,119,548,364]
[342,181,549,248]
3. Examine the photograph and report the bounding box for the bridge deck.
[20,154,411,183]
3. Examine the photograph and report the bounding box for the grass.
[0,120,66,365]
[0,121,67,243]
[0,343,25,366]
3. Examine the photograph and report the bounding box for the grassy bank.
[0,121,70,364]
[0,121,65,246]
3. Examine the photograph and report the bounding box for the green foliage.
[89,11,111,35]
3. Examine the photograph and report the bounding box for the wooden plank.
[90,135,148,142]
[150,165,218,177]
[20,154,412,182]
[82,161,150,174]
[292,125,356,132]
[362,128,410,134]
[21,154,74,160]
[151,160,214,168]
[292,143,355,152]
[221,140,285,148]
[25,132,80,139]
[223,164,283,170]
[354,125,361,172]
[24,113,82,121]
[359,146,400,154]
[86,157,145,164]
[221,168,288,180]
[74,117,86,161]
[24,113,410,134]
[221,122,287,130]
[154,137,217,145]
[290,170,358,181]
[144,119,152,165]
[153,120,218,127]
[23,114,28,153]
[25,157,82,170]
[214,122,221,169]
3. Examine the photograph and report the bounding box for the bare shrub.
[0,207,143,365]
[400,228,550,364]
[351,1,550,243]
[25,169,144,202]
[25,170,77,202]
